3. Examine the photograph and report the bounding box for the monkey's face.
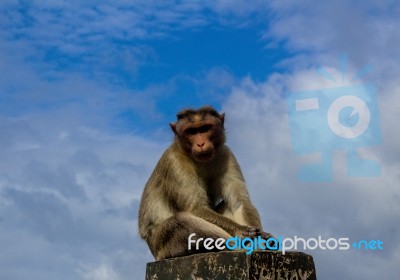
[185,124,218,163]
[171,113,225,163]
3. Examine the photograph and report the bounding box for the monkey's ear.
[219,113,225,128]
[170,123,177,135]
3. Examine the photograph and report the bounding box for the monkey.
[138,105,274,260]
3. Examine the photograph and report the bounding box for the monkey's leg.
[149,212,232,260]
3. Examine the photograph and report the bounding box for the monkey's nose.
[197,143,205,147]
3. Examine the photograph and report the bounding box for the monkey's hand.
[235,225,261,238]
[258,231,278,249]
[259,231,275,240]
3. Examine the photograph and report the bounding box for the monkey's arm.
[190,205,259,237]
[219,150,263,225]
[219,174,275,240]
[215,149,275,240]
[176,179,262,238]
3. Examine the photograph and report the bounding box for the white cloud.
[0,113,164,279]
[264,0,400,76]
[80,260,121,280]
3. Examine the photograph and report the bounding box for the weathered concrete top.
[146,251,317,280]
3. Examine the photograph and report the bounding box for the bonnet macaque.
[138,105,273,260]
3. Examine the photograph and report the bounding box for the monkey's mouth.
[194,150,214,162]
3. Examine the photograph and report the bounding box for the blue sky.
[1,1,283,130]
[1,1,400,280]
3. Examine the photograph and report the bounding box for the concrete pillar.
[146,251,317,280]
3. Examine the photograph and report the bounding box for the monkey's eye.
[198,125,212,133]
[185,127,198,135]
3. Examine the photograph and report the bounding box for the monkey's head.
[170,106,225,163]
